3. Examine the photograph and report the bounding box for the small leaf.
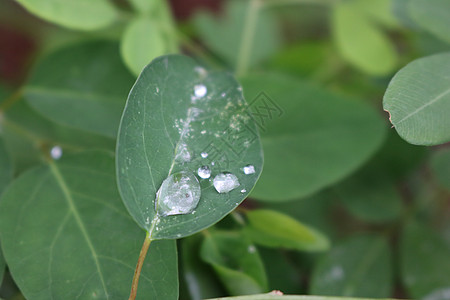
[240,73,386,201]
[120,17,167,76]
[409,0,450,44]
[401,221,450,299]
[431,149,450,191]
[0,151,178,300]
[24,41,135,138]
[383,53,450,145]
[15,0,117,30]
[193,0,281,68]
[200,231,268,296]
[310,235,393,297]
[116,55,263,239]
[244,209,329,252]
[332,0,397,75]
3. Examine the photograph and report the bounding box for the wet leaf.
[310,235,392,297]
[0,151,178,300]
[116,55,263,239]
[383,53,450,145]
[200,231,267,296]
[15,0,117,30]
[24,41,135,138]
[240,73,386,201]
[244,209,329,252]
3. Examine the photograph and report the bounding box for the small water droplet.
[240,189,247,193]
[213,173,240,193]
[221,92,226,97]
[243,165,255,175]
[50,146,62,160]
[201,152,208,158]
[156,87,160,93]
[197,166,211,179]
[194,85,207,98]
[248,245,256,253]
[155,171,201,217]
[201,130,206,135]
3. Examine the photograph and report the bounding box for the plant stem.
[129,231,152,300]
[236,0,261,77]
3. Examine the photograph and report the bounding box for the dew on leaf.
[175,143,191,163]
[201,152,208,158]
[194,84,207,98]
[241,189,247,193]
[197,166,211,179]
[50,146,63,160]
[213,173,240,193]
[155,171,201,217]
[243,165,255,175]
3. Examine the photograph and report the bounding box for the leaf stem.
[236,0,261,77]
[129,231,152,300]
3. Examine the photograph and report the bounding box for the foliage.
[0,0,449,299]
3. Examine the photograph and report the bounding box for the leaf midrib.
[49,162,109,298]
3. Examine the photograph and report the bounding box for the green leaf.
[240,73,386,201]
[116,54,263,239]
[383,52,450,145]
[200,231,267,296]
[0,249,4,285]
[0,151,178,300]
[193,0,280,68]
[244,209,329,252]
[120,17,168,76]
[409,0,450,44]
[0,136,13,194]
[334,168,403,223]
[431,149,450,191]
[310,235,393,297]
[24,41,135,138]
[332,0,397,75]
[401,221,450,299]
[350,0,400,29]
[129,0,158,14]
[15,0,117,30]
[180,234,226,300]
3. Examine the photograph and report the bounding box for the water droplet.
[243,165,255,175]
[155,171,201,217]
[240,189,247,193]
[201,130,206,135]
[213,173,240,193]
[50,146,62,160]
[201,152,208,158]
[194,85,207,98]
[197,166,211,179]
[248,245,256,253]
[175,143,191,163]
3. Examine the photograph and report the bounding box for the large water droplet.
[155,171,201,217]
[194,85,207,98]
[197,166,211,179]
[243,165,255,175]
[213,173,240,193]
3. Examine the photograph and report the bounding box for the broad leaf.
[383,53,450,145]
[116,55,263,239]
[240,73,386,201]
[200,231,267,295]
[409,0,450,44]
[15,0,117,30]
[310,235,393,297]
[0,136,13,194]
[24,41,135,138]
[332,0,397,75]
[193,0,280,69]
[244,209,329,252]
[401,221,450,299]
[0,151,178,300]
[431,149,450,191]
[120,17,168,76]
